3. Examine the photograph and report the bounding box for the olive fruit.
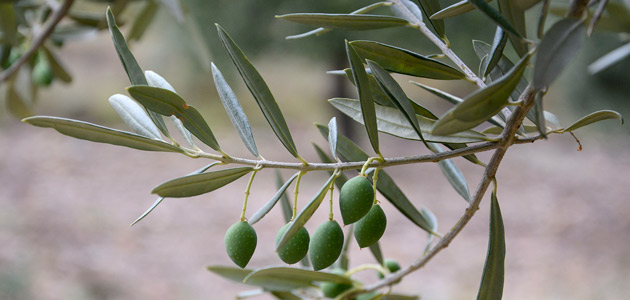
[339,176,374,225]
[309,220,344,271]
[353,205,386,248]
[276,223,310,264]
[224,221,257,268]
[378,259,401,279]
[320,268,352,298]
[32,54,54,86]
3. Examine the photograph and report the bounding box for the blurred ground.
[1,5,630,300]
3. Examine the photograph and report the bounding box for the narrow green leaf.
[276,171,294,224]
[152,167,253,198]
[482,124,540,135]
[276,13,409,31]
[212,62,259,157]
[410,81,462,106]
[286,2,396,40]
[420,208,438,253]
[533,18,586,90]
[432,53,531,136]
[533,90,546,137]
[106,7,169,137]
[498,0,528,57]
[347,41,380,155]
[442,143,485,166]
[328,117,339,160]
[270,291,303,300]
[157,0,185,22]
[237,289,265,299]
[6,83,32,119]
[127,85,221,151]
[244,267,353,286]
[368,242,385,265]
[42,46,72,83]
[473,41,529,103]
[249,172,300,225]
[562,110,624,132]
[468,0,523,38]
[484,27,508,78]
[390,0,424,24]
[537,0,551,38]
[588,42,630,75]
[367,60,426,146]
[316,124,435,234]
[330,98,488,144]
[131,162,220,226]
[22,116,183,153]
[276,173,337,250]
[208,266,309,291]
[0,3,17,45]
[143,70,196,147]
[383,294,420,300]
[430,0,491,20]
[216,24,299,158]
[108,94,162,140]
[414,0,445,38]
[427,143,470,202]
[127,0,158,42]
[476,188,505,300]
[351,41,465,80]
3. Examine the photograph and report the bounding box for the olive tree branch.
[181,134,543,172]
[359,86,537,294]
[0,0,75,83]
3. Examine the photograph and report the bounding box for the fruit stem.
[291,170,306,221]
[346,264,389,277]
[372,168,380,205]
[240,167,261,221]
[328,178,335,221]
[360,157,383,177]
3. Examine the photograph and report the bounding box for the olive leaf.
[468,0,523,38]
[476,188,505,300]
[432,53,531,136]
[330,98,488,144]
[426,143,470,202]
[390,0,424,25]
[421,208,438,254]
[22,116,183,153]
[285,2,393,40]
[368,242,385,265]
[483,27,508,78]
[533,18,586,90]
[276,172,337,251]
[276,171,295,224]
[350,40,465,80]
[106,7,169,137]
[366,60,426,145]
[42,46,72,83]
[430,0,491,20]
[347,41,380,155]
[328,117,339,160]
[413,0,445,38]
[216,24,299,158]
[144,70,196,147]
[6,82,32,119]
[244,267,353,286]
[276,13,409,31]
[108,94,162,140]
[0,3,17,45]
[497,0,528,57]
[211,62,259,157]
[249,172,300,225]
[313,143,349,188]
[561,110,624,132]
[127,85,221,151]
[587,42,630,75]
[207,266,310,291]
[130,162,221,226]
[316,124,436,234]
[127,0,158,42]
[152,167,254,198]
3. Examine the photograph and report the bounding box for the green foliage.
[12,0,629,299]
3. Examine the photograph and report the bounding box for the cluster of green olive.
[224,175,388,270]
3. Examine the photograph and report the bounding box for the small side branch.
[0,0,76,83]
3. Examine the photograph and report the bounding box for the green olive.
[224,221,257,268]
[309,220,344,271]
[276,222,310,264]
[378,259,401,279]
[320,268,352,298]
[339,176,374,225]
[353,205,386,248]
